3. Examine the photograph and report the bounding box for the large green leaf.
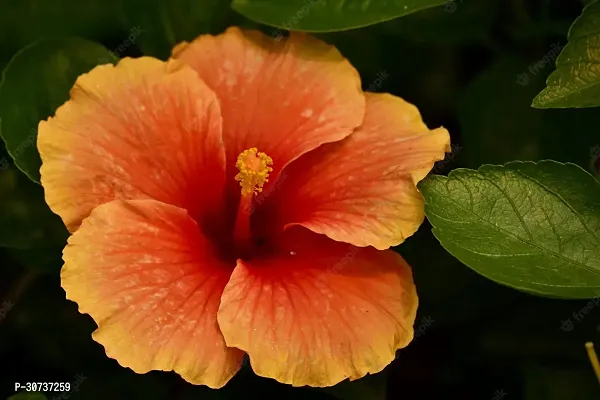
[0,37,117,182]
[419,161,600,299]
[231,0,446,32]
[532,0,600,108]
[120,0,232,59]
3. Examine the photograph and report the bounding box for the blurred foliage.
[0,166,67,250]
[378,0,502,45]
[457,57,599,169]
[0,0,124,70]
[120,0,232,59]
[0,38,117,181]
[231,0,446,32]
[0,0,599,399]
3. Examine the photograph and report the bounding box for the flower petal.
[257,93,450,250]
[39,57,226,233]
[172,27,365,197]
[217,227,417,387]
[62,199,244,388]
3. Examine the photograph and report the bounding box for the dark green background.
[1,0,599,399]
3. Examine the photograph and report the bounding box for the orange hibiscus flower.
[37,27,450,388]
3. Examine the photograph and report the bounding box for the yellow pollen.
[235,147,273,196]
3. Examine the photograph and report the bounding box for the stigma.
[235,147,273,197]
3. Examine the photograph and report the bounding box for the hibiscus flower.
[37,27,450,388]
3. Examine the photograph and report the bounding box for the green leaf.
[7,393,48,400]
[532,0,600,108]
[419,161,600,299]
[120,0,232,59]
[231,0,446,32]
[0,37,117,182]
